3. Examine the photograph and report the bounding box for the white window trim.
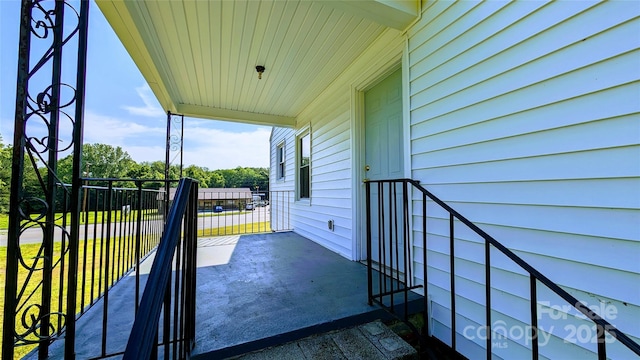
[276,141,286,181]
[296,125,311,204]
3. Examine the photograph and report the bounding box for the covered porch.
[28,232,422,359]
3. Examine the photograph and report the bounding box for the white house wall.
[408,1,639,359]
[271,0,639,358]
[270,29,405,259]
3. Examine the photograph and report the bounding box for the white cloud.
[181,125,271,169]
[1,106,272,170]
[83,110,165,146]
[122,84,165,117]
[83,111,271,170]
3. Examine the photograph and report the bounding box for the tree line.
[0,137,269,213]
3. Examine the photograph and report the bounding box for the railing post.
[485,238,492,360]
[422,192,428,336]
[188,182,198,350]
[402,180,410,318]
[388,182,395,311]
[449,213,456,351]
[530,275,538,360]
[2,2,31,353]
[101,180,114,357]
[378,182,385,305]
[597,324,607,360]
[135,181,143,313]
[365,180,373,305]
[66,0,90,350]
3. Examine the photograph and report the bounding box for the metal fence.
[123,178,198,360]
[2,178,173,359]
[365,178,640,360]
[195,190,293,236]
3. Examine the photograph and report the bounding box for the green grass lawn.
[0,218,270,358]
[0,213,7,230]
[199,221,271,237]
[0,210,161,232]
[0,234,157,359]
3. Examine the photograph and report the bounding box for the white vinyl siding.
[270,94,354,257]
[290,94,353,257]
[408,1,640,359]
[270,2,638,358]
[269,29,404,259]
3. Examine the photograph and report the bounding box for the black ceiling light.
[256,65,265,80]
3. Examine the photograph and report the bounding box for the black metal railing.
[123,178,198,360]
[78,178,175,359]
[365,178,640,360]
[3,178,172,359]
[268,190,293,232]
[77,179,168,317]
[2,0,90,359]
[184,189,293,236]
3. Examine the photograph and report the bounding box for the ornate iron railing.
[365,178,640,360]
[3,178,172,359]
[3,0,89,359]
[123,178,198,360]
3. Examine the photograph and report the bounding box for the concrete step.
[226,321,418,360]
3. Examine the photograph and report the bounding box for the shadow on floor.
[193,231,395,358]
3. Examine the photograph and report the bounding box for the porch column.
[1,1,89,359]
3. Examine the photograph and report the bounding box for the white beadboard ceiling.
[95,0,418,127]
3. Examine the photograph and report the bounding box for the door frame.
[351,36,412,262]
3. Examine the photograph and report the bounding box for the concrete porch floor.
[192,232,395,359]
[26,232,421,359]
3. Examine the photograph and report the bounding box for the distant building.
[158,188,253,212]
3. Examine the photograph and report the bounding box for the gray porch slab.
[192,232,384,358]
[25,232,412,359]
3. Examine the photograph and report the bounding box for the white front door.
[361,68,405,264]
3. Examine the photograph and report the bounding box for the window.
[298,132,310,199]
[277,142,285,180]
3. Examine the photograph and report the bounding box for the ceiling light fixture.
[256,65,265,80]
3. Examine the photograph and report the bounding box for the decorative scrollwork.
[18,197,48,223]
[24,84,78,154]
[30,1,56,39]
[170,134,182,152]
[15,304,65,344]
[29,1,81,77]
[28,83,77,114]
[5,0,86,356]
[167,113,184,173]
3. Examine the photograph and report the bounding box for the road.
[0,206,271,246]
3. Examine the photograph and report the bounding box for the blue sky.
[0,0,271,170]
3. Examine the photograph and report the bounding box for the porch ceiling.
[95,0,418,127]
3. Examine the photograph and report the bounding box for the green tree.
[127,161,181,189]
[58,143,135,185]
[207,171,225,188]
[184,164,210,187]
[0,135,11,212]
[83,143,135,179]
[208,167,268,191]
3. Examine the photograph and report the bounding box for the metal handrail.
[365,178,640,359]
[123,178,198,359]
